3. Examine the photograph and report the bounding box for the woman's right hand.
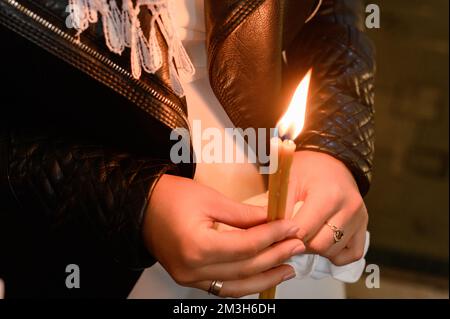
[143,174,304,298]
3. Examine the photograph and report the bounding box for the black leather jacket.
[0,0,375,297]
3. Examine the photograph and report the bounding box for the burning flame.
[277,69,312,140]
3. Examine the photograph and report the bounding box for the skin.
[144,174,305,298]
[144,151,368,297]
[288,151,369,266]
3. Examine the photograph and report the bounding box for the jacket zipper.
[0,0,190,131]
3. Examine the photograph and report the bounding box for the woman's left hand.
[288,151,369,266]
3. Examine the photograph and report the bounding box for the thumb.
[210,196,268,229]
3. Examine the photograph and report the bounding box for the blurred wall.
[364,0,449,276]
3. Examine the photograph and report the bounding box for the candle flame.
[277,69,312,140]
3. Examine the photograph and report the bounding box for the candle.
[259,69,312,299]
[0,278,4,299]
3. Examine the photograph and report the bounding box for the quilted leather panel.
[286,0,375,195]
[7,130,175,269]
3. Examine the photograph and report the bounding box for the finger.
[210,196,268,229]
[304,214,357,257]
[285,175,299,220]
[197,238,304,281]
[293,190,342,241]
[330,226,367,266]
[195,264,296,298]
[324,205,368,257]
[324,217,363,258]
[204,220,300,264]
[304,223,338,255]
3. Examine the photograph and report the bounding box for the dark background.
[348,0,448,298]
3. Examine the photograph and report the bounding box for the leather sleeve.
[285,0,376,196]
[6,129,176,270]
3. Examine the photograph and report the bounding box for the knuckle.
[327,185,344,204]
[330,257,347,266]
[350,202,369,227]
[242,235,259,257]
[350,196,365,213]
[171,270,195,286]
[362,208,369,224]
[184,252,202,267]
[180,241,207,267]
[236,266,251,279]
[322,250,336,259]
[360,211,369,229]
[233,270,246,281]
[343,197,368,223]
[331,249,364,267]
[332,254,356,266]
[352,248,365,262]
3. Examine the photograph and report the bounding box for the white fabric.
[169,0,207,81]
[243,193,369,284]
[67,0,195,96]
[286,234,369,283]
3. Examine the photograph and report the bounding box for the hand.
[288,151,368,266]
[143,174,305,298]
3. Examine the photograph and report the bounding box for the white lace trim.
[67,0,195,97]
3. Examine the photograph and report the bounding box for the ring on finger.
[326,222,344,244]
[208,280,224,296]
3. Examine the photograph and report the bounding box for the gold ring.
[326,222,344,243]
[208,280,223,296]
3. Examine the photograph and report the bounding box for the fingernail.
[287,226,300,237]
[282,270,296,282]
[291,243,305,255]
[296,228,307,240]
